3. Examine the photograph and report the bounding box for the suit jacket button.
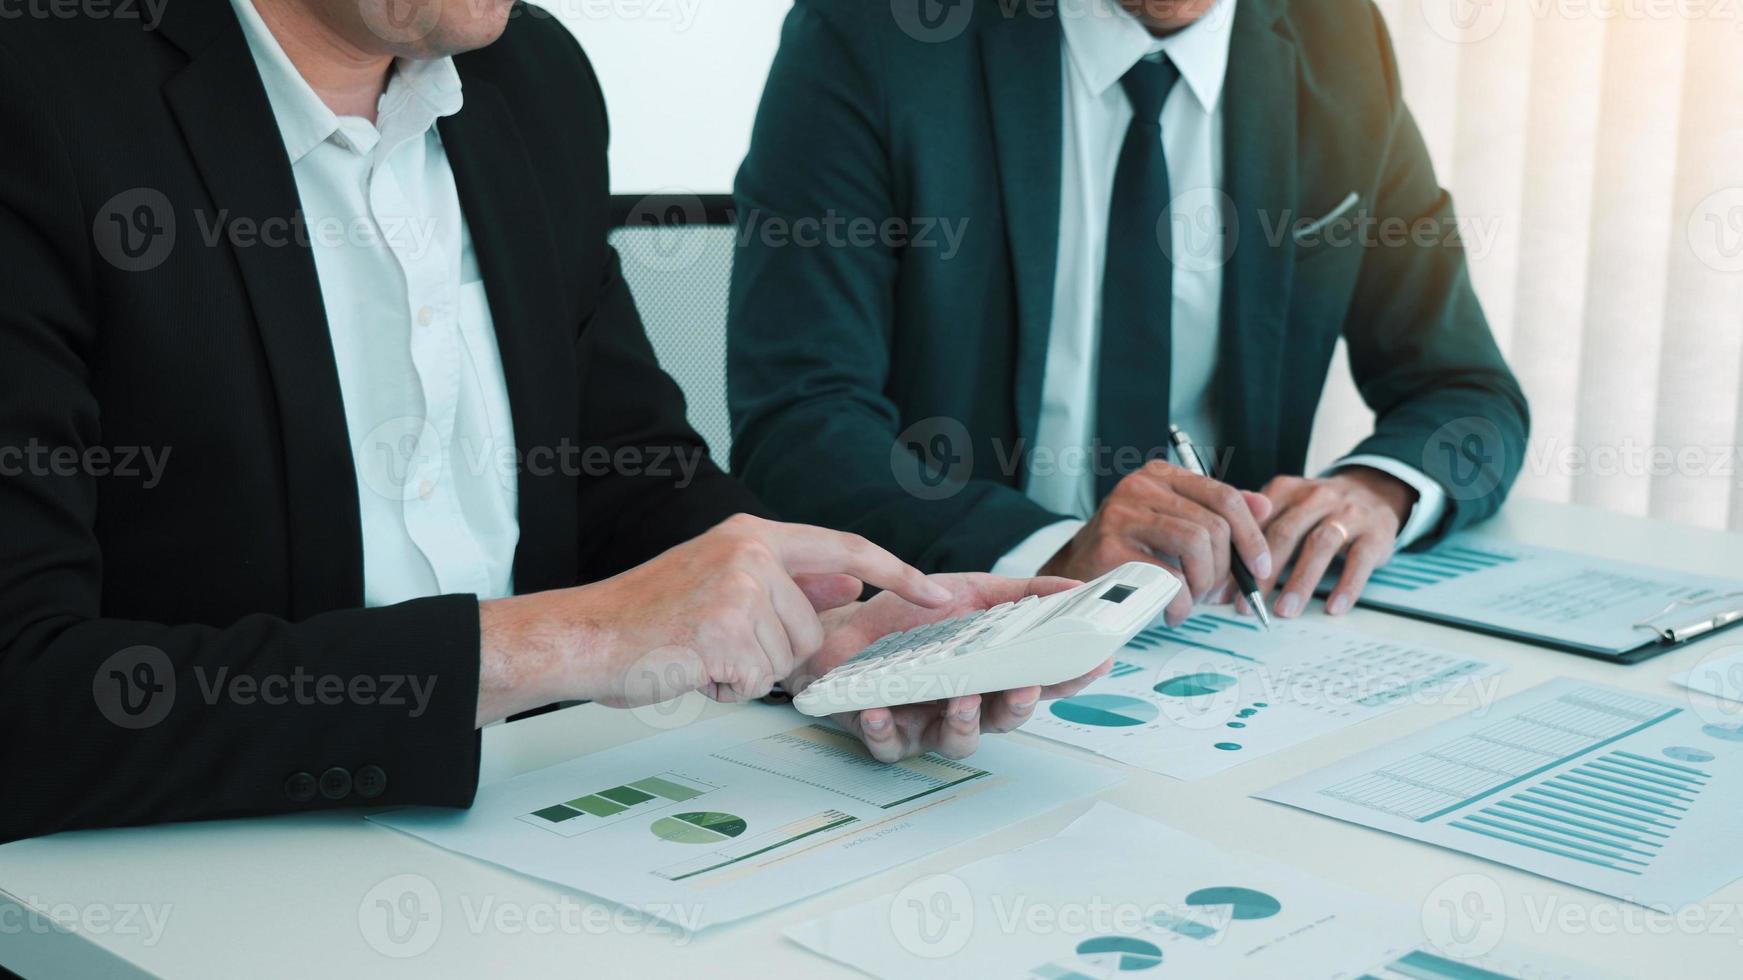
[284,771,317,803]
[319,766,353,800]
[355,764,388,799]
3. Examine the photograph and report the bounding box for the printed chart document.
[1258,680,1743,912]
[1022,612,1500,779]
[1348,532,1743,661]
[368,705,1121,930]
[1342,943,1620,980]
[786,803,1420,980]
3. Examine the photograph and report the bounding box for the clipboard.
[1344,589,1743,664]
[1318,534,1743,664]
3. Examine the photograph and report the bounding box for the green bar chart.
[518,771,717,838]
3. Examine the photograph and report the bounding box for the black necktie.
[1095,55,1181,502]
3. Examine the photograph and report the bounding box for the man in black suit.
[729,0,1529,625]
[0,0,1100,845]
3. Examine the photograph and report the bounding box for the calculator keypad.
[828,596,1037,682]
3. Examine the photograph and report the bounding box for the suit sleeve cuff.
[1327,454,1448,549]
[990,519,1085,578]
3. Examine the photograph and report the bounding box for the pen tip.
[1252,598,1273,631]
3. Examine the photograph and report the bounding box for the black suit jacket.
[728,0,1529,573]
[0,3,761,843]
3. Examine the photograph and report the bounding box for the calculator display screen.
[1100,584,1137,603]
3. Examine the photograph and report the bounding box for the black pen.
[1167,425,1273,630]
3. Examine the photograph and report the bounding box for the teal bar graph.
[1124,614,1260,663]
[1386,949,1519,980]
[1448,749,1709,876]
[1372,544,1517,592]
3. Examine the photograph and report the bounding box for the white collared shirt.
[231,0,520,606]
[993,0,1445,575]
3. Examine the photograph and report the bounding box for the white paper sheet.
[367,705,1122,930]
[1258,680,1743,912]
[1353,533,1743,656]
[786,804,1615,980]
[785,803,1418,980]
[1670,643,1743,705]
[1022,612,1502,778]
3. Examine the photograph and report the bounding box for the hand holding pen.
[1039,434,1274,628]
[1169,426,1274,630]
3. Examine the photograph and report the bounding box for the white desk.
[4,498,1742,979]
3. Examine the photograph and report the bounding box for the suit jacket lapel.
[160,10,363,617]
[979,12,1063,470]
[439,79,572,593]
[1217,0,1298,490]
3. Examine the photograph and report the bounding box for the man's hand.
[1252,468,1416,619]
[1039,460,1272,625]
[788,573,1111,762]
[474,514,952,725]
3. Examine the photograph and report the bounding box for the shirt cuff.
[990,519,1085,578]
[1327,454,1448,549]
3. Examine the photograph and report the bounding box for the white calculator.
[792,562,1180,717]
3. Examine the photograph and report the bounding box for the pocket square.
[1292,191,1361,242]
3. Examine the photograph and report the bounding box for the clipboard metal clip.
[1632,591,1743,644]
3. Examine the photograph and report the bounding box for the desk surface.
[5,498,1743,979]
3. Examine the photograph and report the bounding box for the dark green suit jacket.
[728,0,1528,573]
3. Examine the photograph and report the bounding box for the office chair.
[607,194,738,465]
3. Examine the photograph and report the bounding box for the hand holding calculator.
[792,563,1180,717]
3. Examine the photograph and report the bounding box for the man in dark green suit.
[728,0,1528,625]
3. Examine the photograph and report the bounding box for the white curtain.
[1306,0,1743,530]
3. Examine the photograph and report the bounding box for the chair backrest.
[607,194,737,464]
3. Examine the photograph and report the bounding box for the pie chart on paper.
[1050,694,1160,728]
[1183,885,1282,921]
[650,811,747,844]
[1701,722,1743,743]
[1155,672,1237,698]
[1074,935,1164,971]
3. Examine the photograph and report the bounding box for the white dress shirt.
[992,0,1446,576]
[232,0,520,607]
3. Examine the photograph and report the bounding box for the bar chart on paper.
[370,708,1121,930]
[1024,613,1499,778]
[1259,680,1743,911]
